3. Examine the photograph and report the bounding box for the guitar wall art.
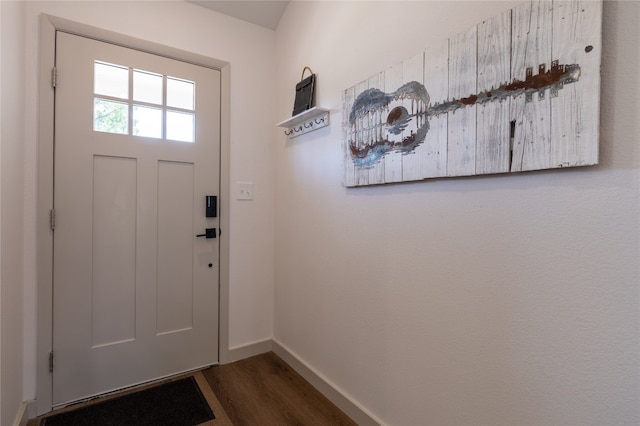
[342,0,602,187]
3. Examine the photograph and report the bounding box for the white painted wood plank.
[384,63,404,183]
[551,0,601,168]
[401,51,426,182]
[354,80,370,186]
[476,9,511,175]
[510,0,553,172]
[422,40,449,179]
[514,93,552,171]
[448,26,477,177]
[367,71,386,185]
[342,85,357,187]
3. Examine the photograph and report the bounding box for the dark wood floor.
[202,352,358,426]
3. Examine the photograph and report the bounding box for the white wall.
[1,1,26,424]
[21,0,276,404]
[274,2,640,425]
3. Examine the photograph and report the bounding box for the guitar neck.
[427,61,581,117]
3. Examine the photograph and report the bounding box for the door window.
[93,61,195,142]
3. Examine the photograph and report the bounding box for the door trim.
[36,14,231,416]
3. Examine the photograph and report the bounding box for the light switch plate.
[237,182,254,200]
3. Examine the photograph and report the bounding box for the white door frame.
[36,14,231,416]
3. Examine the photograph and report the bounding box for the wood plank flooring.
[28,351,357,426]
[202,352,358,426]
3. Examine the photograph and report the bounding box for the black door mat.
[43,376,215,426]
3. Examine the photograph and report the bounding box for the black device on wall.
[292,66,316,116]
[206,195,217,218]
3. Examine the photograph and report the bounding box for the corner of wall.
[272,340,382,426]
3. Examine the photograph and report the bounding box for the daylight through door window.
[93,61,195,142]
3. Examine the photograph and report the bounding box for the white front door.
[53,31,220,406]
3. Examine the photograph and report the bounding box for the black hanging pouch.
[292,67,316,116]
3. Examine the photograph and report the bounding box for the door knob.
[196,228,216,239]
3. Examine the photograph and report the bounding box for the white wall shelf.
[277,107,330,139]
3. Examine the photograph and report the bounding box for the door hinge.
[50,209,56,231]
[51,67,57,88]
[49,351,54,373]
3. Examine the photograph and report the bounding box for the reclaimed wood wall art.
[342,0,602,187]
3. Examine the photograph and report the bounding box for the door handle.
[196,228,216,239]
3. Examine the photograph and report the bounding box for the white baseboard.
[272,340,382,426]
[12,402,26,426]
[226,339,273,363]
[13,400,36,426]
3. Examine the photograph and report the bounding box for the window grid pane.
[133,69,163,105]
[167,77,195,110]
[133,105,163,139]
[94,98,129,134]
[94,62,129,99]
[166,111,194,143]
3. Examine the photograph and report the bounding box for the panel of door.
[53,31,220,406]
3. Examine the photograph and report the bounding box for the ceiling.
[189,1,290,30]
